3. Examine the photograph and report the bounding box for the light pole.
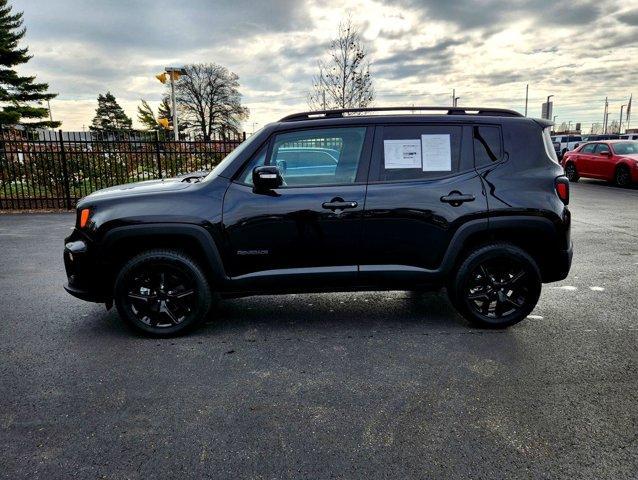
[524,84,529,117]
[620,104,626,134]
[157,67,186,141]
[545,95,554,119]
[568,121,572,132]
[454,96,460,107]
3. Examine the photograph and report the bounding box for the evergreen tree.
[137,96,173,131]
[0,0,59,127]
[90,91,132,131]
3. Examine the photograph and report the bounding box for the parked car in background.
[619,133,638,140]
[582,134,619,142]
[562,140,638,187]
[552,134,582,159]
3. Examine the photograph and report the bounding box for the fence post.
[58,130,72,210]
[155,130,163,179]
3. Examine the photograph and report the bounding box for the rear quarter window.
[473,125,503,167]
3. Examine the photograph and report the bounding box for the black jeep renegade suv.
[64,106,572,335]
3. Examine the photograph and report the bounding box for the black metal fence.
[0,129,245,210]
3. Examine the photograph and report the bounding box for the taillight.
[555,177,569,205]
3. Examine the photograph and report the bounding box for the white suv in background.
[551,134,582,159]
[620,133,638,140]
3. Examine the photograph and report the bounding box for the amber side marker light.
[79,208,90,228]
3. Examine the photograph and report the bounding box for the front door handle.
[440,191,475,207]
[322,199,358,210]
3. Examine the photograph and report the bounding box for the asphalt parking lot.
[1,180,636,480]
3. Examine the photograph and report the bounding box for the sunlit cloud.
[12,0,638,132]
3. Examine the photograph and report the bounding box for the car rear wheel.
[114,249,213,336]
[615,165,631,187]
[448,244,542,328]
[565,163,579,182]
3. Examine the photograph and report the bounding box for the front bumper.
[64,232,111,303]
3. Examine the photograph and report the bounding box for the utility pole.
[452,89,455,106]
[454,96,460,107]
[47,99,53,126]
[524,84,528,116]
[603,97,608,134]
[568,121,572,132]
[322,89,326,110]
[619,104,626,134]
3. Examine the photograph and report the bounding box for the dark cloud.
[15,0,312,53]
[617,9,638,26]
[394,0,609,29]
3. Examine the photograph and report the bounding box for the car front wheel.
[448,244,542,328]
[114,249,213,336]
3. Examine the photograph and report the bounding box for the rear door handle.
[440,191,475,207]
[322,199,358,210]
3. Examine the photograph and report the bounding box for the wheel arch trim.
[101,223,229,283]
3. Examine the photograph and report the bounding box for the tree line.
[0,0,375,137]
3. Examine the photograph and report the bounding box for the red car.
[562,140,638,187]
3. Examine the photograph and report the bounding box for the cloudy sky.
[12,0,638,132]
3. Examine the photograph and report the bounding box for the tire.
[565,163,579,182]
[615,165,631,187]
[114,249,213,336]
[448,243,542,328]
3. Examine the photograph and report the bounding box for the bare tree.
[590,122,602,134]
[174,63,248,140]
[308,18,374,110]
[608,119,620,134]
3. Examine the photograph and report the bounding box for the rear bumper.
[542,242,573,283]
[64,232,111,303]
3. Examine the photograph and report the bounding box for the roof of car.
[274,106,550,129]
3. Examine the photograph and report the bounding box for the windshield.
[202,127,265,181]
[613,141,638,155]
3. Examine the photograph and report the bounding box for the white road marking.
[527,315,544,320]
[589,286,605,291]
[554,285,577,291]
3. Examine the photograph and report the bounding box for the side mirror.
[602,150,612,157]
[252,165,283,191]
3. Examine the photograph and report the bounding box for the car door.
[221,125,373,287]
[577,143,597,175]
[593,143,614,179]
[359,122,487,285]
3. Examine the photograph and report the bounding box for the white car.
[620,133,638,140]
[551,134,583,159]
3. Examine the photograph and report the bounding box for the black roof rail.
[279,106,524,122]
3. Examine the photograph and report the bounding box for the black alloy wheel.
[115,250,212,336]
[465,260,533,320]
[449,243,541,328]
[615,165,631,187]
[565,163,579,182]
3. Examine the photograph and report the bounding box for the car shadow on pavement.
[86,290,472,339]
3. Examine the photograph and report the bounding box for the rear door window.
[581,144,595,154]
[371,124,463,182]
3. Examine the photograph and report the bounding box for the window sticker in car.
[421,134,452,171]
[383,139,422,169]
